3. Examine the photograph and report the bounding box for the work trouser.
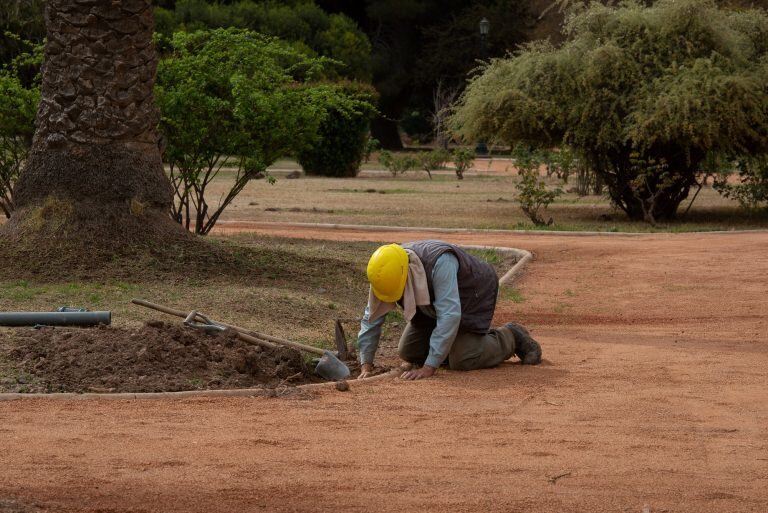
[398,311,516,371]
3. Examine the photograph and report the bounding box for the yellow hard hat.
[367,243,409,303]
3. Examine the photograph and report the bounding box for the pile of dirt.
[0,206,260,282]
[6,322,314,393]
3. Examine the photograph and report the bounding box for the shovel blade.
[315,350,351,381]
[334,320,350,360]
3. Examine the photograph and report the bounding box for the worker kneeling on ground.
[358,240,542,380]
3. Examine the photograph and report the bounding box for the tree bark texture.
[13,0,172,212]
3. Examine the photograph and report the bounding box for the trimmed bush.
[298,82,377,178]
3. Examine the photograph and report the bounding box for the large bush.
[297,82,377,177]
[156,28,370,234]
[451,0,768,221]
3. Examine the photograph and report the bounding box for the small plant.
[575,161,602,197]
[379,150,417,177]
[363,136,380,163]
[451,148,475,180]
[419,149,451,179]
[714,155,768,211]
[550,147,577,183]
[516,167,562,226]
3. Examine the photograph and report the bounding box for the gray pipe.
[0,311,112,327]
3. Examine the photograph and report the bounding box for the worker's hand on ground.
[400,365,436,380]
[358,363,374,379]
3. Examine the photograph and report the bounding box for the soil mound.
[0,206,362,285]
[0,205,261,282]
[7,322,312,393]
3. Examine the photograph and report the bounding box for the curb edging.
[461,245,533,286]
[215,220,768,237]
[0,369,404,402]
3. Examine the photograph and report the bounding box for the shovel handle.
[131,299,325,356]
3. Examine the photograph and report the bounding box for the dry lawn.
[198,158,768,232]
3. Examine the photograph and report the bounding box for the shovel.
[131,299,351,381]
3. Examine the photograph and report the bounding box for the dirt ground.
[1,226,767,512]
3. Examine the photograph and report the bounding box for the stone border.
[0,243,531,402]
[216,220,768,237]
[0,368,404,402]
[461,245,533,286]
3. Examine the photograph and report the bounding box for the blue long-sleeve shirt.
[357,253,461,368]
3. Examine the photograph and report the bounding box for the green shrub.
[298,82,377,178]
[0,38,41,218]
[0,2,45,78]
[156,28,368,234]
[451,148,475,180]
[419,148,451,179]
[516,164,562,226]
[714,156,768,211]
[379,151,417,177]
[451,0,768,221]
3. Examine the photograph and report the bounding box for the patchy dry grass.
[0,237,376,347]
[0,236,512,391]
[200,159,768,232]
[499,286,526,303]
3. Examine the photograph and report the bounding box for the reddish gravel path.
[2,225,767,513]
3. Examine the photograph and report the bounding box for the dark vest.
[402,240,498,333]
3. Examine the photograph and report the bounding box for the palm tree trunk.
[13,0,172,219]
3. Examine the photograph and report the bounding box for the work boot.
[504,322,542,365]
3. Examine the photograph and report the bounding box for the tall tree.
[9,0,176,242]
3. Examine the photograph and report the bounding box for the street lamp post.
[475,17,490,156]
[479,17,490,46]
